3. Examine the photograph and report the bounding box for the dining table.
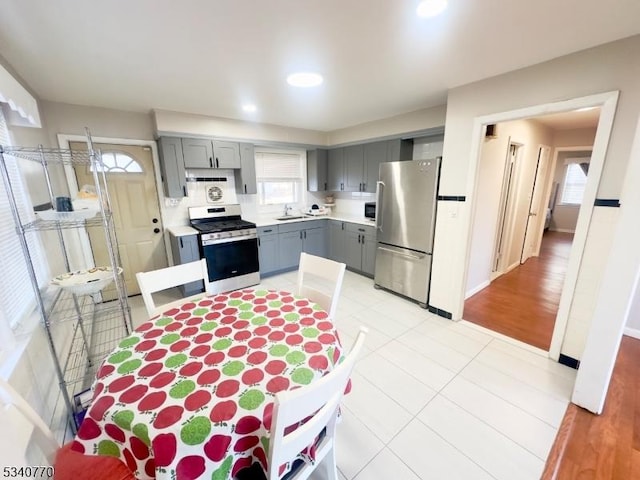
[71,288,348,480]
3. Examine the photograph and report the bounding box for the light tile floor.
[129,270,576,480]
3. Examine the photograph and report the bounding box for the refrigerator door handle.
[377,246,426,260]
[376,181,385,232]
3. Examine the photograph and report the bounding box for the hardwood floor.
[543,335,640,479]
[463,231,574,350]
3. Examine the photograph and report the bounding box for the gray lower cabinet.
[235,143,257,194]
[158,137,187,198]
[329,220,346,263]
[257,226,279,276]
[344,223,377,276]
[259,220,328,276]
[168,232,205,295]
[278,229,304,270]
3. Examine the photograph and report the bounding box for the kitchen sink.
[274,215,306,221]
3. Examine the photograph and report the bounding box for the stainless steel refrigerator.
[374,158,440,307]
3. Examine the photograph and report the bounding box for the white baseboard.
[549,228,576,234]
[505,261,520,274]
[623,327,640,340]
[465,280,490,299]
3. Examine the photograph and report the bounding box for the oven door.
[201,235,259,283]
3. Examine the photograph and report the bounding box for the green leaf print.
[117,359,142,375]
[212,456,233,480]
[132,423,150,446]
[97,440,120,457]
[118,336,140,348]
[108,350,132,364]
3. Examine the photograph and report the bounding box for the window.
[91,152,142,173]
[255,150,304,206]
[561,162,588,205]
[0,108,49,331]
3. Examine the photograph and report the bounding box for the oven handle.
[202,233,257,246]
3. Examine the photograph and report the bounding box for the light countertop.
[167,225,198,237]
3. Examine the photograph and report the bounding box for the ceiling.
[533,108,601,130]
[0,0,639,132]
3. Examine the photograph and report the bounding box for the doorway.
[69,142,167,297]
[463,110,599,351]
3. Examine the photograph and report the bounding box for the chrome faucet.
[283,204,292,216]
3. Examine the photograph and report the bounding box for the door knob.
[154,228,160,234]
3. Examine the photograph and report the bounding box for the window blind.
[0,108,48,328]
[561,163,588,205]
[255,152,302,179]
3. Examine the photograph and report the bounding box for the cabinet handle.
[324,182,327,190]
[216,158,219,168]
[341,223,344,230]
[183,185,187,196]
[300,231,302,239]
[180,237,183,248]
[264,229,273,233]
[244,184,247,194]
[358,228,365,232]
[362,182,366,191]
[258,238,261,247]
[359,183,362,191]
[304,230,307,239]
[209,157,213,168]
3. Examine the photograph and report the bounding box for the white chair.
[0,377,136,478]
[267,326,367,480]
[296,253,346,321]
[0,377,58,466]
[136,258,210,316]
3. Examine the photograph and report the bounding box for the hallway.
[463,231,574,350]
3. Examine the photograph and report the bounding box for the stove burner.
[191,219,256,234]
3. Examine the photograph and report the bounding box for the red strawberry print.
[300,317,315,325]
[180,326,199,337]
[193,333,213,344]
[232,320,249,329]
[135,339,157,352]
[269,318,285,327]
[144,329,163,339]
[165,322,183,332]
[97,364,115,379]
[174,312,190,321]
[285,334,303,346]
[145,348,168,361]
[308,355,329,371]
[170,339,190,352]
[254,446,268,470]
[234,435,259,453]
[234,330,251,341]
[190,344,210,357]
[228,345,248,358]
[205,312,221,320]
[181,302,196,311]
[317,321,333,331]
[266,376,290,394]
[204,351,225,365]
[262,402,274,430]
[109,375,135,393]
[214,326,233,337]
[179,361,203,377]
[268,331,285,342]
[318,333,335,344]
[283,323,299,333]
[248,337,267,349]
[123,448,137,473]
[135,321,153,332]
[186,317,203,326]
[144,458,155,477]
[304,342,322,354]
[232,456,253,477]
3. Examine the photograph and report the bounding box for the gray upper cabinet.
[157,137,187,198]
[327,148,344,191]
[387,138,414,161]
[344,145,364,192]
[213,140,241,169]
[182,138,214,169]
[307,149,328,192]
[235,143,257,194]
[363,141,388,193]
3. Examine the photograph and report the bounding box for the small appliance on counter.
[364,202,376,220]
[305,204,329,216]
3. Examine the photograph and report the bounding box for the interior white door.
[521,145,551,263]
[71,142,167,297]
[492,144,518,274]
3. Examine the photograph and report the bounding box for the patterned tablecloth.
[72,289,346,480]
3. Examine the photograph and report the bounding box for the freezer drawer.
[374,243,432,305]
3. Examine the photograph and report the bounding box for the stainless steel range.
[189,204,259,293]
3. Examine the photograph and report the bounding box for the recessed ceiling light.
[286,72,323,88]
[242,104,257,113]
[416,0,448,18]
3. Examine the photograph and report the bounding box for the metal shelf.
[0,146,94,165]
[0,129,132,435]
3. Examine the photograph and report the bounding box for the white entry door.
[71,142,167,297]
